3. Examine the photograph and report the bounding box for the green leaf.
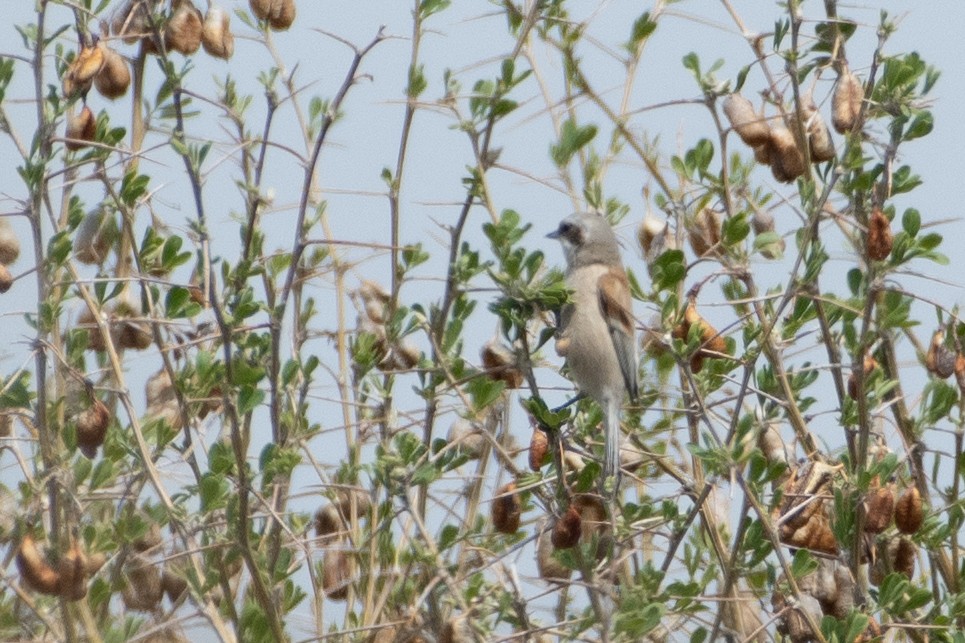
[550,118,598,167]
[902,208,921,237]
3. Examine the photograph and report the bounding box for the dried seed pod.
[75,207,116,264]
[145,368,183,430]
[201,5,234,59]
[314,504,345,541]
[637,214,675,267]
[797,102,835,163]
[161,565,188,602]
[76,397,110,458]
[0,264,12,294]
[866,208,893,261]
[895,486,924,534]
[752,142,771,165]
[322,550,352,600]
[114,299,152,350]
[334,487,372,520]
[94,46,131,99]
[65,105,97,151]
[863,484,895,534]
[62,43,105,98]
[17,534,62,595]
[772,587,822,643]
[59,541,91,601]
[0,217,21,265]
[847,353,878,400]
[723,93,770,147]
[440,615,473,643]
[783,513,838,554]
[122,554,164,611]
[250,0,296,31]
[751,208,785,259]
[768,126,805,183]
[893,537,916,580]
[78,308,111,352]
[165,0,203,55]
[551,505,582,549]
[536,526,571,581]
[481,339,523,388]
[832,69,863,134]
[778,461,839,531]
[447,419,486,460]
[387,340,420,371]
[687,208,721,258]
[491,482,521,534]
[0,412,11,437]
[926,330,957,379]
[528,427,549,471]
[112,0,155,44]
[133,522,163,552]
[758,421,789,467]
[571,493,609,551]
[672,302,726,373]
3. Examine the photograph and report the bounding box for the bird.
[548,212,638,485]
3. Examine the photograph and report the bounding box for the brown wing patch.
[597,269,633,335]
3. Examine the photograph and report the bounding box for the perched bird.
[549,213,638,483]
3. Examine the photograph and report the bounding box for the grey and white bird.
[548,212,638,483]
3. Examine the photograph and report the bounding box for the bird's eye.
[558,221,574,236]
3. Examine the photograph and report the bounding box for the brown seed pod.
[893,537,916,580]
[847,353,878,400]
[314,504,345,541]
[637,214,675,267]
[165,0,204,55]
[750,208,785,259]
[832,69,864,134]
[58,541,91,601]
[75,207,116,264]
[114,299,153,350]
[62,43,105,98]
[481,339,523,388]
[322,549,352,600]
[536,526,571,581]
[250,0,296,31]
[772,587,822,643]
[551,505,582,549]
[161,565,188,602]
[447,419,486,459]
[863,484,895,534]
[0,264,12,294]
[334,487,372,520]
[723,93,770,147]
[133,522,163,553]
[528,427,549,471]
[0,217,21,265]
[145,368,183,430]
[94,46,131,99]
[768,126,805,183]
[672,302,726,373]
[687,208,721,258]
[122,554,164,611]
[76,398,110,458]
[777,461,839,533]
[111,0,155,44]
[439,616,473,643]
[894,486,924,534]
[796,102,835,163]
[926,330,957,379]
[752,142,771,165]
[491,482,521,534]
[201,5,234,59]
[16,534,62,595]
[65,105,97,151]
[866,208,893,262]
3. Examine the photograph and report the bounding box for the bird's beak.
[546,229,561,240]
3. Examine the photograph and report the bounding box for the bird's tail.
[604,400,622,488]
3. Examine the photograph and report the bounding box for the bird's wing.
[597,267,638,400]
